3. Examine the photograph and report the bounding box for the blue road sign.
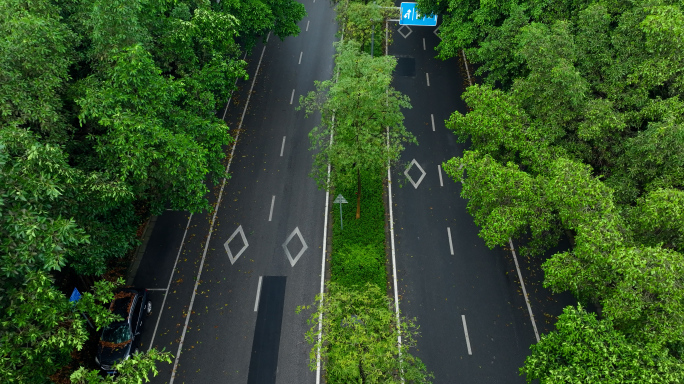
[69,287,81,303]
[69,287,94,328]
[400,3,438,26]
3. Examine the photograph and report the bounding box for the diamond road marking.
[404,159,426,189]
[282,227,308,267]
[224,225,249,265]
[398,25,413,39]
[433,26,441,40]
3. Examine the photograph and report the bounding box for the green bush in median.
[332,244,385,289]
[331,171,386,289]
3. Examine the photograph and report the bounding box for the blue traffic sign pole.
[400,2,438,26]
[70,287,95,329]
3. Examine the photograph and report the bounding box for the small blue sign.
[69,287,81,303]
[400,3,438,26]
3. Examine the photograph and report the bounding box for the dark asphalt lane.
[388,24,538,382]
[132,1,338,383]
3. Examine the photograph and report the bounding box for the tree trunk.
[565,229,576,248]
[78,274,95,292]
[359,358,366,383]
[356,168,361,219]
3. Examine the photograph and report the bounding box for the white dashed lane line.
[254,276,263,311]
[269,195,276,222]
[462,315,473,355]
[438,164,444,187]
[447,227,454,255]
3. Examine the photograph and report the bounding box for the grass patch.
[330,170,386,289]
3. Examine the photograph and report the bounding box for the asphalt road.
[132,1,338,382]
[128,4,581,384]
[388,22,544,383]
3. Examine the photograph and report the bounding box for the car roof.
[109,289,139,319]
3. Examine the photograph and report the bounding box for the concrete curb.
[126,215,158,285]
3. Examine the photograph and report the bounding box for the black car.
[95,288,151,373]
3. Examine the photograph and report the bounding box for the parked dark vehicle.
[95,288,151,373]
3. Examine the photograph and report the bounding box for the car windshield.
[101,322,132,344]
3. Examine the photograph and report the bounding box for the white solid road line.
[168,44,268,384]
[447,227,454,255]
[438,58,541,341]
[316,163,331,384]
[221,51,249,121]
[145,288,168,291]
[509,238,541,342]
[269,195,276,221]
[438,164,444,187]
[306,20,310,31]
[147,213,193,353]
[318,34,341,384]
[299,51,303,64]
[254,276,263,312]
[431,113,435,131]
[383,26,403,373]
[387,130,403,367]
[290,89,295,105]
[461,315,473,355]
[423,37,426,50]
[280,136,286,156]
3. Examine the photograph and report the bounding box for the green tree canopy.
[335,0,395,55]
[0,273,123,384]
[436,0,684,379]
[218,0,306,48]
[299,283,433,383]
[70,348,173,384]
[300,40,415,218]
[1,0,306,380]
[520,306,684,384]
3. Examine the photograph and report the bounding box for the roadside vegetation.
[419,0,684,380]
[329,171,386,290]
[335,0,394,57]
[0,0,305,382]
[301,40,414,218]
[297,4,433,383]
